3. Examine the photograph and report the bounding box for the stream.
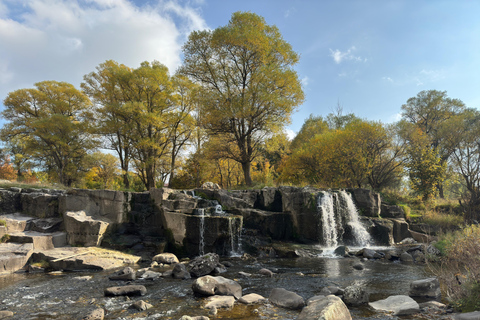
[0,252,438,320]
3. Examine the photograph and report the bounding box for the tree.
[180,12,304,186]
[82,60,134,189]
[400,90,466,197]
[290,115,329,150]
[1,81,98,186]
[83,152,120,190]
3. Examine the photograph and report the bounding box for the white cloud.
[329,46,366,64]
[301,76,309,87]
[284,7,296,18]
[285,128,296,140]
[382,76,394,83]
[0,0,206,102]
[386,112,402,123]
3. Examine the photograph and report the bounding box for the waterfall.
[198,208,205,255]
[317,190,371,249]
[228,217,242,256]
[317,191,338,248]
[338,190,372,247]
[215,204,225,215]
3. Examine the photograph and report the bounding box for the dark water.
[0,255,438,320]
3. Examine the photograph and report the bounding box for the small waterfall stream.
[198,208,205,255]
[316,190,371,249]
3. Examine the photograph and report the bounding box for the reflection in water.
[323,257,341,278]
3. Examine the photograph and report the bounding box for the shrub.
[1,234,10,243]
[0,219,6,227]
[429,225,480,312]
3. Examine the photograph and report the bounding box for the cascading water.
[317,191,338,248]
[317,190,372,250]
[228,217,242,256]
[338,190,372,247]
[198,208,205,255]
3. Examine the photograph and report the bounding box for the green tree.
[290,115,329,150]
[83,151,120,190]
[1,81,98,186]
[180,11,304,186]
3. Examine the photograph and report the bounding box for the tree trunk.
[123,173,130,189]
[438,183,445,199]
[241,161,253,186]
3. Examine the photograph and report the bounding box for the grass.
[0,180,66,191]
[0,219,6,227]
[1,234,10,243]
[422,209,463,229]
[31,260,50,269]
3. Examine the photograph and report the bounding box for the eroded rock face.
[298,295,352,320]
[63,211,109,246]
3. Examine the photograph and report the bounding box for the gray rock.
[334,245,349,257]
[409,278,441,299]
[63,211,109,247]
[201,182,221,189]
[298,295,352,320]
[369,295,420,316]
[269,288,305,310]
[349,188,381,217]
[192,275,242,299]
[188,253,220,277]
[104,285,147,297]
[172,263,191,280]
[426,244,441,256]
[352,262,364,270]
[238,271,252,277]
[204,295,235,310]
[380,204,406,219]
[152,252,179,264]
[131,300,153,311]
[454,311,480,320]
[400,252,414,262]
[343,283,369,306]
[109,267,136,281]
[362,248,377,259]
[258,268,274,277]
[306,295,326,305]
[81,308,104,320]
[140,270,162,280]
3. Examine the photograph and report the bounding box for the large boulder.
[21,192,60,218]
[63,211,109,246]
[192,275,242,299]
[409,278,441,299]
[104,285,146,297]
[298,295,352,320]
[0,189,21,213]
[348,188,381,217]
[368,295,420,316]
[188,253,220,277]
[390,219,412,243]
[369,218,394,246]
[172,263,191,280]
[269,288,305,310]
[153,252,179,264]
[343,283,369,306]
[204,295,235,310]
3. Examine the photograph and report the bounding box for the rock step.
[0,242,34,274]
[0,213,32,232]
[8,231,67,250]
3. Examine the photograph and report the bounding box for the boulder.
[343,283,369,306]
[269,288,305,310]
[140,270,162,280]
[192,275,242,298]
[81,308,104,320]
[369,218,394,246]
[172,263,191,280]
[400,252,414,262]
[26,217,63,233]
[131,300,153,311]
[152,252,179,264]
[348,188,381,217]
[334,245,349,257]
[0,189,21,214]
[390,218,412,243]
[380,204,406,219]
[362,248,377,259]
[409,278,441,299]
[298,295,352,320]
[21,192,59,218]
[238,293,266,304]
[109,267,136,281]
[63,211,109,246]
[201,182,221,189]
[104,285,147,297]
[258,268,274,277]
[0,311,14,319]
[188,253,220,277]
[204,295,235,310]
[368,295,420,316]
[352,262,364,270]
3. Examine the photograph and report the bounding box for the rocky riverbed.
[0,250,456,320]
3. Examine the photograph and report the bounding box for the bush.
[429,225,480,312]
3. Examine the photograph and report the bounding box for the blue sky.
[1,0,479,137]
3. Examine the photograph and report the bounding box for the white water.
[317,191,338,248]
[339,190,372,247]
[317,190,372,251]
[198,208,205,255]
[215,204,225,215]
[228,217,242,257]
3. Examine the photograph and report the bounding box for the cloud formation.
[329,46,366,64]
[0,0,206,101]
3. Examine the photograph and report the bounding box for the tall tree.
[82,60,134,189]
[180,11,304,186]
[1,81,97,186]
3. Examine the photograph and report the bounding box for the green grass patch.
[0,219,6,227]
[1,234,10,243]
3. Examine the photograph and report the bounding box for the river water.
[0,252,439,320]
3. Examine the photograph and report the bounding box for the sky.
[1,0,479,138]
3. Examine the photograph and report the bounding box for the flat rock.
[369,295,420,316]
[454,311,480,320]
[104,285,146,297]
[0,310,14,319]
[192,275,242,298]
[0,242,34,274]
[238,293,266,304]
[131,300,153,311]
[109,267,136,281]
[140,270,162,280]
[32,247,141,271]
[63,211,109,246]
[258,268,274,277]
[409,278,441,299]
[204,295,235,310]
